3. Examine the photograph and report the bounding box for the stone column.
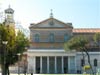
[47,56,49,73]
[28,56,35,74]
[55,56,57,73]
[74,56,76,73]
[62,56,64,73]
[33,56,36,74]
[68,56,70,73]
[40,56,42,73]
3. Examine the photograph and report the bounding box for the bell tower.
[4,5,15,29]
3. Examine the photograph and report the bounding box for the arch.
[35,34,40,42]
[64,34,69,42]
[49,33,54,42]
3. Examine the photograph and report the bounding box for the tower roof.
[5,5,14,14]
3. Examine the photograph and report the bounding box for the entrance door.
[57,57,62,73]
[36,57,40,73]
[49,57,55,73]
[63,56,68,73]
[42,57,47,73]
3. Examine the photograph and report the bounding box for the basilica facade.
[1,6,100,74]
[27,14,100,74]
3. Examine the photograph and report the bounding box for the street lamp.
[2,41,8,75]
[17,53,21,75]
[23,47,28,75]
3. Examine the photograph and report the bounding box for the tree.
[0,23,13,75]
[93,33,100,74]
[0,23,29,75]
[64,35,94,74]
[94,33,100,48]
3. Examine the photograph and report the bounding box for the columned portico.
[34,56,69,74]
[28,50,76,74]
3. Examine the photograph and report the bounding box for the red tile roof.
[73,28,100,33]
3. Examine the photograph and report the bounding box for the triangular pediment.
[30,18,73,28]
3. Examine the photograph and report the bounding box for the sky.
[0,0,100,29]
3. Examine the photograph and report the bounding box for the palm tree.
[64,35,94,74]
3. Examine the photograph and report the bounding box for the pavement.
[0,73,99,75]
[0,74,85,75]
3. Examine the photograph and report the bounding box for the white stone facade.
[27,49,76,74]
[76,52,100,74]
[27,50,100,74]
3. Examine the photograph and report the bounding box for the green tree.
[0,23,11,75]
[94,33,100,48]
[0,23,29,75]
[93,33,100,74]
[64,35,94,74]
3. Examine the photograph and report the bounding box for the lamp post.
[17,53,21,75]
[23,47,28,75]
[23,58,27,75]
[2,41,8,75]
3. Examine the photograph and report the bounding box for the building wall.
[28,17,100,74]
[30,28,72,49]
[76,52,100,73]
[30,29,72,42]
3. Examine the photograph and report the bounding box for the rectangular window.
[81,59,85,67]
